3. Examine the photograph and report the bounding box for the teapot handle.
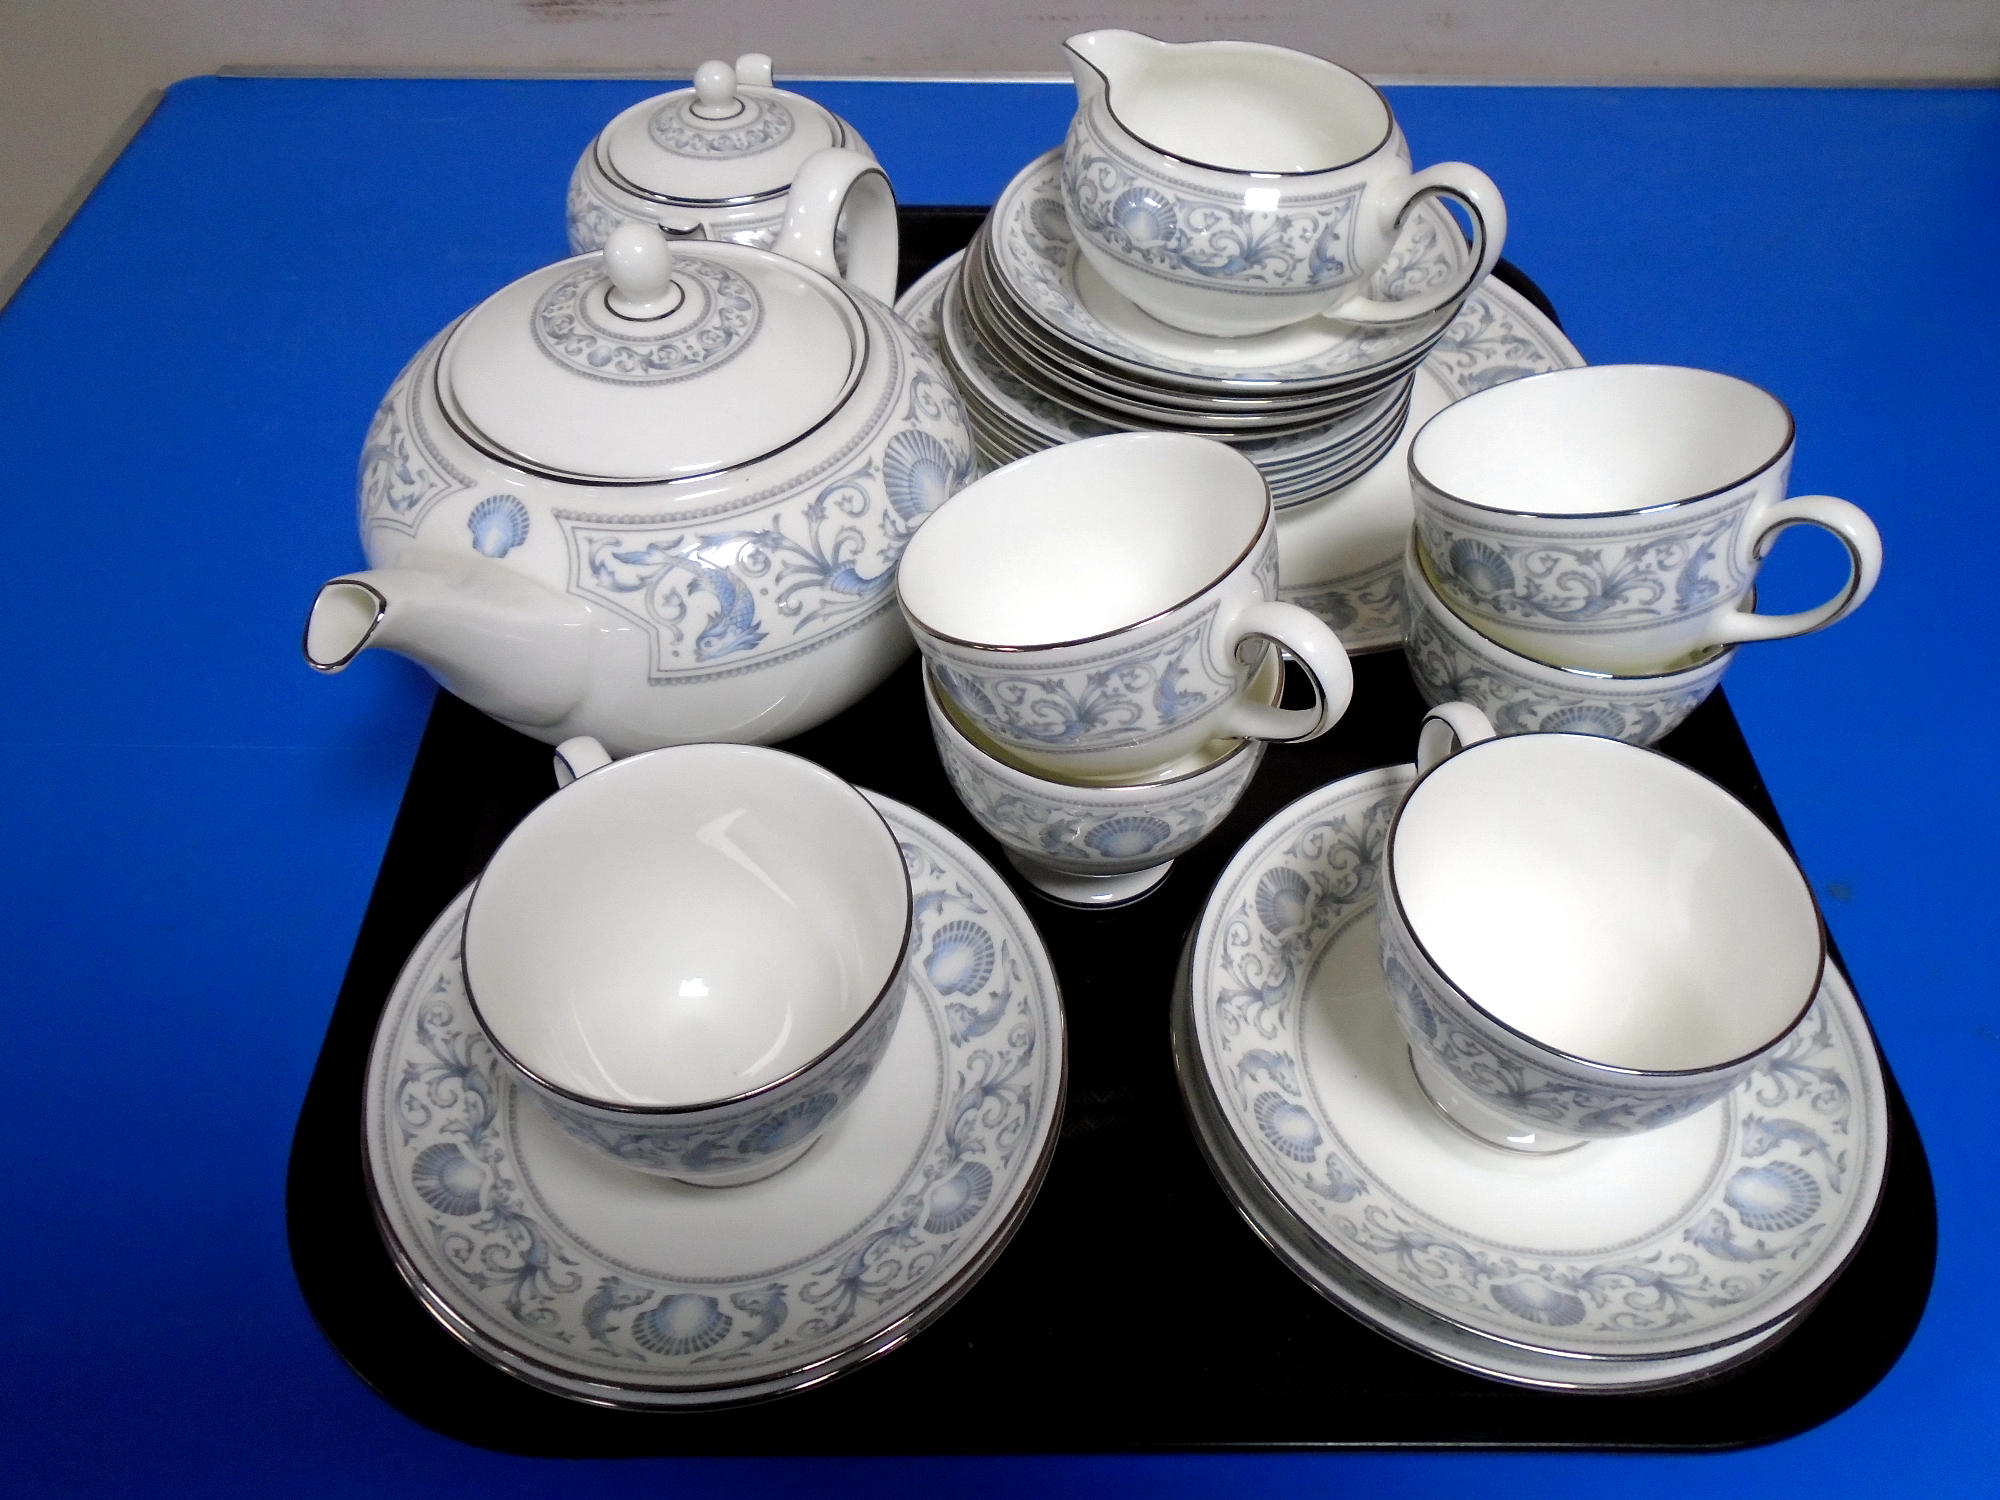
[775,147,899,304]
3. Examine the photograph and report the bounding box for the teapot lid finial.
[690,59,741,119]
[602,221,683,319]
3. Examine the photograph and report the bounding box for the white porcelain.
[1060,31,1505,337]
[898,248,1584,654]
[1380,703,1824,1153]
[924,656,1271,906]
[1172,975,1806,1391]
[1411,365,1884,674]
[897,433,1354,780]
[366,793,1065,1405]
[306,170,975,755]
[990,150,1466,390]
[1401,536,1734,745]
[461,738,911,1186]
[566,55,884,260]
[1185,763,1887,1365]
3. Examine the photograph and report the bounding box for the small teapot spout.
[1063,29,1166,106]
[305,551,592,730]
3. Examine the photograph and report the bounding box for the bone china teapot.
[306,151,977,754]
[566,54,879,254]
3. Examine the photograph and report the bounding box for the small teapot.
[567,54,880,254]
[307,151,976,755]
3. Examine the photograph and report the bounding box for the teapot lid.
[440,223,864,483]
[596,56,844,206]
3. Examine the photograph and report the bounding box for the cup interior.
[464,745,909,1109]
[898,433,1268,648]
[1410,365,1793,517]
[1389,735,1820,1073]
[1106,44,1389,173]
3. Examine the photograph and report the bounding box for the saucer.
[364,792,1066,1407]
[900,253,1582,652]
[1183,766,1888,1364]
[1173,979,1805,1391]
[985,151,1465,391]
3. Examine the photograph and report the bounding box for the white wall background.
[4,0,1998,284]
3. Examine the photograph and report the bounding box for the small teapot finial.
[603,222,683,318]
[691,59,742,119]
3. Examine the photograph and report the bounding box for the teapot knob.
[690,59,742,119]
[603,222,684,319]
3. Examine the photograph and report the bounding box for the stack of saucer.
[1175,749,1891,1392]
[934,150,1479,509]
[1400,364,1883,744]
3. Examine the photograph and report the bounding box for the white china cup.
[1400,535,1734,746]
[1410,365,1883,674]
[1378,702,1824,1154]
[461,737,912,1186]
[924,659,1270,908]
[896,432,1355,783]
[1061,30,1505,337]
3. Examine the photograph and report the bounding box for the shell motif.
[1253,1091,1322,1163]
[1254,867,1313,937]
[409,1141,485,1217]
[1082,814,1173,859]
[1111,186,1178,248]
[466,494,530,558]
[1489,1278,1588,1327]
[881,428,965,523]
[1030,195,1073,247]
[933,664,998,722]
[1539,704,1630,739]
[1446,538,1516,598]
[925,918,996,996]
[1724,1160,1822,1233]
[737,1092,840,1158]
[630,1293,734,1357]
[923,1160,995,1234]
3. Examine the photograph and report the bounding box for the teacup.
[1400,534,1734,746]
[897,432,1354,782]
[462,737,911,1186]
[1378,702,1824,1154]
[924,656,1272,907]
[1410,365,1883,674]
[1061,30,1505,337]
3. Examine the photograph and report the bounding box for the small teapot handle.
[774,147,899,304]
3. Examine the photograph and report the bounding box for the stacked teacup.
[899,432,1355,906]
[933,31,1508,511]
[1401,365,1883,743]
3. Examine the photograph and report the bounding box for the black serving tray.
[287,210,1933,1454]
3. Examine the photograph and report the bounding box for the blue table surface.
[0,73,1994,1496]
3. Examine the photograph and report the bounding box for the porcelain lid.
[441,225,864,482]
[597,57,843,206]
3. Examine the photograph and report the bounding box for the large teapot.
[307,151,976,754]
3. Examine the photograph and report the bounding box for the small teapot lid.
[440,221,864,483]
[596,56,844,206]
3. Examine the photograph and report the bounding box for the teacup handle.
[774,147,899,304]
[1330,162,1508,326]
[553,736,613,788]
[1702,496,1883,649]
[1214,601,1355,746]
[1416,702,1496,775]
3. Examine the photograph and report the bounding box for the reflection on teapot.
[307,151,975,755]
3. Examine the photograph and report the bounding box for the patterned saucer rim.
[1185,765,1890,1361]
[985,151,1467,389]
[363,792,1067,1406]
[1170,970,1806,1392]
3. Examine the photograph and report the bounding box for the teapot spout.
[305,553,592,729]
[1063,29,1166,104]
